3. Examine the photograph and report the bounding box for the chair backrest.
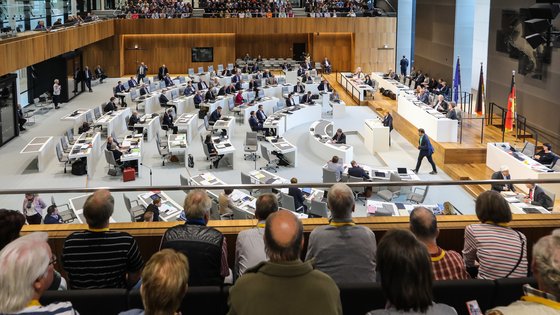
[67,128,74,141]
[104,148,118,166]
[155,138,164,156]
[198,67,204,74]
[217,64,224,72]
[240,172,252,185]
[60,136,69,150]
[210,201,220,220]
[553,162,560,172]
[388,172,402,193]
[122,195,133,211]
[348,175,365,194]
[55,143,64,162]
[541,186,556,209]
[188,68,195,76]
[280,193,296,212]
[180,174,189,186]
[93,107,101,119]
[260,145,271,162]
[202,140,211,158]
[244,132,258,151]
[322,168,338,183]
[551,154,560,168]
[204,115,211,131]
[310,200,329,218]
[521,141,536,157]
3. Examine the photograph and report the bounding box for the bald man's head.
[409,207,438,241]
[264,210,303,262]
[83,189,114,228]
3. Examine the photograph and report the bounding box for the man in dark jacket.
[160,190,229,286]
[524,183,553,209]
[413,128,437,174]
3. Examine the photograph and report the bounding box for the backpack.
[71,158,87,176]
[188,154,194,168]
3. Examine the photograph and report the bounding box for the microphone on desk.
[140,163,153,187]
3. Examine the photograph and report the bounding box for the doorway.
[293,43,306,61]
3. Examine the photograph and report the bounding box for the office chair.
[260,145,279,173]
[244,132,260,161]
[309,200,329,218]
[123,194,146,222]
[55,142,71,174]
[348,175,367,205]
[377,172,403,201]
[407,186,430,204]
[280,193,303,213]
[104,148,122,176]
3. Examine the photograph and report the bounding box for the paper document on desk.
[160,203,177,214]
[252,172,265,180]
[505,197,520,203]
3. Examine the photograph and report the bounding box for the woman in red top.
[235,90,244,106]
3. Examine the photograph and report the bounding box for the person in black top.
[205,88,216,101]
[104,97,118,113]
[193,90,203,108]
[17,104,27,131]
[348,160,370,180]
[331,128,346,144]
[78,122,90,134]
[95,65,107,83]
[382,112,393,132]
[491,166,515,192]
[301,91,313,104]
[144,198,161,222]
[205,134,223,168]
[318,80,332,92]
[128,111,144,134]
[293,81,305,94]
[107,136,123,164]
[288,177,307,213]
[534,143,555,165]
[162,109,178,134]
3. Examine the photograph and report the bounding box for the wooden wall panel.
[312,33,352,72]
[0,21,115,76]
[82,36,121,77]
[235,33,308,59]
[121,34,236,75]
[114,18,397,73]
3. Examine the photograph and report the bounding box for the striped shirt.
[14,302,78,314]
[431,248,470,281]
[62,230,144,289]
[463,223,527,280]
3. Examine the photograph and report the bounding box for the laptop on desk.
[397,167,411,179]
[373,171,387,178]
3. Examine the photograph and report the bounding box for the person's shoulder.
[32,301,78,314]
[118,309,145,315]
[307,268,340,290]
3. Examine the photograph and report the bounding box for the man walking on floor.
[413,128,437,175]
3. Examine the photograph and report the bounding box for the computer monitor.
[188,68,195,76]
[374,171,386,178]
[179,76,186,84]
[208,65,214,73]
[302,188,312,195]
[217,64,224,72]
[197,67,204,74]
[397,168,408,175]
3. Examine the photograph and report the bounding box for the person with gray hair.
[488,229,560,314]
[228,210,342,315]
[305,183,377,284]
[0,232,78,314]
[161,189,229,286]
[235,193,279,278]
[62,190,144,289]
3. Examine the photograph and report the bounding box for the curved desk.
[309,120,353,163]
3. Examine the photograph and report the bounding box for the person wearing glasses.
[0,232,78,314]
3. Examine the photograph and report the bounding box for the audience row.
[0,186,558,314]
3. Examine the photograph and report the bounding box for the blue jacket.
[44,214,62,224]
[419,134,434,155]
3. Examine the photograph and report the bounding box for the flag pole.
[458,56,462,110]
[512,70,517,138]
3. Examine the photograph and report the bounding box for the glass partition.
[5,177,560,225]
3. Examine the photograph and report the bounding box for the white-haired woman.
[0,232,78,314]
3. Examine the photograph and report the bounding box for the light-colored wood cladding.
[0,21,114,76]
[121,33,236,75]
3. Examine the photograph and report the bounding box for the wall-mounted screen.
[192,47,214,62]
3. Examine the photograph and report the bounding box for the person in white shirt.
[235,193,278,279]
[52,79,61,109]
[326,155,346,181]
